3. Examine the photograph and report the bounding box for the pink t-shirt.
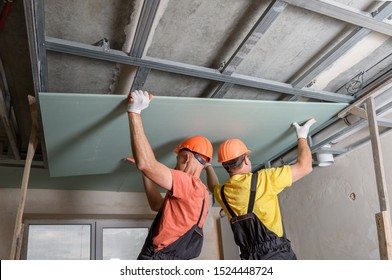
[152,169,210,251]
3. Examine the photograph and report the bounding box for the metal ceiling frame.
[130,0,160,91]
[22,0,392,166]
[271,82,392,167]
[23,0,48,167]
[283,0,392,37]
[24,0,47,93]
[211,0,288,98]
[0,57,20,160]
[0,88,20,160]
[23,0,374,104]
[44,36,353,103]
[24,0,392,104]
[210,1,392,100]
[291,2,392,90]
[129,0,160,57]
[315,99,392,157]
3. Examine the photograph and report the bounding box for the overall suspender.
[219,172,295,260]
[196,197,205,227]
[220,172,258,217]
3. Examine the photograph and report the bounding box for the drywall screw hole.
[349,192,356,201]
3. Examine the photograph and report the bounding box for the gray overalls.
[137,198,205,260]
[221,172,296,260]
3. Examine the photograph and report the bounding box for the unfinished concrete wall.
[281,131,392,259]
[0,189,221,260]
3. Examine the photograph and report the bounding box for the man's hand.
[292,118,317,139]
[127,90,152,114]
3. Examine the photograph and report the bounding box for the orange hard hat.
[218,139,251,163]
[175,136,213,163]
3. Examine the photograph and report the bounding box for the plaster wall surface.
[280,131,392,259]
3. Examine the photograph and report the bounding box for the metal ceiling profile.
[127,0,161,92]
[2,0,392,170]
[283,0,392,37]
[0,55,20,160]
[290,2,392,90]
[210,0,289,99]
[270,74,392,168]
[0,1,18,160]
[43,36,353,103]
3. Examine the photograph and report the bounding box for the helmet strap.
[193,152,207,166]
[180,148,207,166]
[222,155,245,172]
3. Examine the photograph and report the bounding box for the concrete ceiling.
[1,0,392,175]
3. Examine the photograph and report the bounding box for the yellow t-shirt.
[214,166,292,237]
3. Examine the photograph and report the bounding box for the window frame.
[21,217,152,260]
[95,219,152,260]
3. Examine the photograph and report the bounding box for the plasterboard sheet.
[38,92,347,179]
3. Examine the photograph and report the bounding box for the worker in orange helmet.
[127,90,219,260]
[211,118,316,260]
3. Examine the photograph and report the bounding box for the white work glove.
[292,118,317,139]
[127,90,152,114]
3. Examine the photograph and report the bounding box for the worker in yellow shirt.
[212,118,316,260]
